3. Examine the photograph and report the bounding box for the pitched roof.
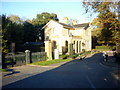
[73,23,89,28]
[55,21,74,29]
[57,21,89,29]
[42,20,89,30]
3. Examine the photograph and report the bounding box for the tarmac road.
[2,53,120,88]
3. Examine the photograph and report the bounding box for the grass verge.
[31,59,71,66]
[31,51,99,66]
[0,69,7,72]
[80,51,92,56]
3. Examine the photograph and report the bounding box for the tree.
[32,12,59,26]
[1,14,24,53]
[1,14,11,52]
[32,12,59,41]
[23,21,37,43]
[83,1,120,45]
[8,15,23,24]
[1,15,9,68]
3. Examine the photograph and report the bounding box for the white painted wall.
[44,20,92,56]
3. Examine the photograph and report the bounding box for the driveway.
[2,53,120,88]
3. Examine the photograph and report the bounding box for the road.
[2,53,120,88]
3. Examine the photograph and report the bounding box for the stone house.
[42,19,92,60]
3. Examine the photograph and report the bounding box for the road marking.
[99,62,112,69]
[86,75,96,89]
[104,78,107,81]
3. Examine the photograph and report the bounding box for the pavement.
[101,52,120,81]
[101,52,120,69]
[2,52,120,78]
[2,55,92,78]
[2,60,72,86]
[1,52,120,88]
[2,60,71,77]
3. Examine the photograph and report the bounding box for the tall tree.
[83,1,120,45]
[32,12,59,26]
[1,14,24,52]
[8,15,23,24]
[1,15,9,68]
[32,12,59,41]
[23,21,37,42]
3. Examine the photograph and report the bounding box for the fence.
[5,51,47,68]
[31,52,47,63]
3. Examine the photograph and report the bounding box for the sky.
[1,0,98,24]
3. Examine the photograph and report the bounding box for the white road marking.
[86,75,96,89]
[99,62,111,69]
[104,78,107,81]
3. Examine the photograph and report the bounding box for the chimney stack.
[62,17,68,24]
[71,20,77,25]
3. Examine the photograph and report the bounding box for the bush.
[82,49,85,52]
[72,54,79,59]
[0,69,7,72]
[79,51,91,57]
[59,54,69,59]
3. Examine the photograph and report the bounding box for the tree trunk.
[2,53,7,69]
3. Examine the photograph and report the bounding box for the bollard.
[54,49,59,59]
[25,50,31,64]
[103,52,108,62]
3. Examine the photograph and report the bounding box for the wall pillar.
[76,41,78,53]
[79,41,81,53]
[75,41,77,53]
[54,49,59,59]
[78,41,80,53]
[45,41,52,60]
[25,50,31,64]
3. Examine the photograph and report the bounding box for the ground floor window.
[52,40,57,50]
[65,40,68,53]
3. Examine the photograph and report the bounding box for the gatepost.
[25,50,31,64]
[45,41,52,60]
[54,49,59,59]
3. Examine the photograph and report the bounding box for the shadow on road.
[2,53,120,88]
[3,69,20,77]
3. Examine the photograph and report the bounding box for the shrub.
[59,54,69,59]
[0,69,7,72]
[72,54,79,59]
[82,49,85,52]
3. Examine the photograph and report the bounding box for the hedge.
[95,46,116,51]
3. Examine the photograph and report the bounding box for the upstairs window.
[85,30,89,36]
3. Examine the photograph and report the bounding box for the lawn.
[31,51,99,66]
[0,69,7,72]
[95,46,116,52]
[31,59,71,66]
[80,51,91,56]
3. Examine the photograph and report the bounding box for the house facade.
[42,20,92,60]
